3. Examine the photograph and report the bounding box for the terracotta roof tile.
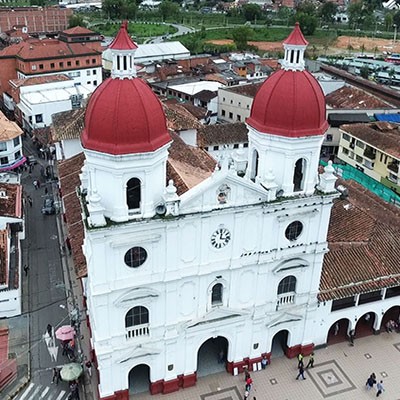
[0,111,23,141]
[319,179,400,301]
[197,122,248,147]
[325,85,394,109]
[340,122,400,159]
[58,153,86,278]
[52,108,85,141]
[10,74,70,88]
[0,183,22,219]
[167,132,216,195]
[164,103,202,131]
[221,82,263,98]
[180,103,207,119]
[62,26,96,35]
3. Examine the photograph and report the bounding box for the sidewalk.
[134,333,400,400]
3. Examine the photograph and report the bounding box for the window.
[230,99,233,104]
[93,80,97,86]
[213,145,219,151]
[86,59,90,65]
[342,148,349,155]
[126,177,141,210]
[355,155,363,163]
[92,58,96,64]
[14,150,21,159]
[13,137,20,147]
[237,115,241,122]
[67,61,72,67]
[50,63,55,69]
[86,70,90,76]
[39,64,44,70]
[326,134,333,142]
[243,143,249,148]
[0,143,6,152]
[229,112,233,119]
[293,158,305,192]
[246,104,250,109]
[93,69,97,75]
[285,221,303,241]
[59,62,64,68]
[233,144,239,149]
[221,110,226,117]
[222,97,225,102]
[76,60,80,66]
[277,276,296,295]
[356,140,365,149]
[35,114,43,123]
[238,102,241,106]
[0,157,8,165]
[125,306,149,328]
[124,247,147,268]
[31,65,37,71]
[211,283,223,306]
[87,81,91,85]
[331,296,356,311]
[342,133,350,141]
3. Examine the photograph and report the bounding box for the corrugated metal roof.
[375,113,400,123]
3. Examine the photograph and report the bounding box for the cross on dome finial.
[109,20,138,79]
[281,23,308,71]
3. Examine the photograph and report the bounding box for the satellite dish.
[155,203,167,216]
[276,189,284,198]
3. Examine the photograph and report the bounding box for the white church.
[73,22,400,400]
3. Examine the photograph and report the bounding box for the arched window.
[293,158,305,192]
[211,283,223,306]
[251,149,259,182]
[126,178,141,210]
[277,276,296,295]
[125,306,149,328]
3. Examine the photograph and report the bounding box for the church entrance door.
[128,364,151,394]
[270,330,289,358]
[197,336,228,377]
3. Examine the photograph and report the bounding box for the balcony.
[363,148,376,160]
[125,323,149,339]
[276,292,295,309]
[388,162,399,174]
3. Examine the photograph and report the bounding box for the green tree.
[347,1,369,29]
[232,26,253,50]
[296,1,316,16]
[319,1,338,24]
[292,13,318,35]
[385,13,394,31]
[360,65,369,79]
[277,6,293,21]
[68,14,87,28]
[103,0,123,19]
[159,0,180,20]
[241,4,262,22]
[393,11,400,29]
[120,0,138,19]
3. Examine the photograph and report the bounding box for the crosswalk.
[15,382,70,400]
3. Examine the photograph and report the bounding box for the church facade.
[75,23,400,400]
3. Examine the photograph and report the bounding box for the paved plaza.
[134,332,400,400]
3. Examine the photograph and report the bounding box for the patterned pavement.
[134,332,400,400]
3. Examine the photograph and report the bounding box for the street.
[14,137,74,400]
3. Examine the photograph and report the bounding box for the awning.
[0,156,26,172]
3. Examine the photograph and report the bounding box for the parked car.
[41,197,55,215]
[28,155,37,165]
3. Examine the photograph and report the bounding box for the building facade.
[77,23,347,399]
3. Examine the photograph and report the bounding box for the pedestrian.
[23,264,29,276]
[62,341,68,356]
[297,353,304,369]
[245,376,253,391]
[44,187,48,195]
[366,373,376,391]
[52,367,60,384]
[334,322,339,336]
[243,389,249,400]
[46,324,52,337]
[33,180,38,190]
[66,237,72,256]
[244,370,251,382]
[349,329,355,346]
[27,196,33,207]
[376,380,384,397]
[85,360,92,377]
[37,180,41,188]
[261,355,268,369]
[306,352,314,368]
[296,364,306,380]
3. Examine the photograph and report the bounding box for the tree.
[241,4,262,22]
[296,1,316,16]
[347,1,369,29]
[159,0,180,20]
[292,13,318,35]
[103,0,137,19]
[232,26,253,50]
[69,14,87,28]
[319,1,338,24]
[394,11,400,29]
[360,65,369,79]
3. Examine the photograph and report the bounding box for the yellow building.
[338,122,400,193]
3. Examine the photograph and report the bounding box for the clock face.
[211,228,231,249]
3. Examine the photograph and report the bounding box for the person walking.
[27,196,33,207]
[52,367,60,385]
[296,364,306,380]
[349,329,355,346]
[297,353,304,368]
[245,376,253,391]
[33,180,38,190]
[306,352,315,368]
[23,265,29,276]
[47,324,52,337]
[376,380,384,397]
[85,360,92,378]
[44,187,48,195]
[261,355,268,369]
[366,373,376,391]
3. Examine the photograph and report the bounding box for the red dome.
[82,78,171,155]
[247,69,328,137]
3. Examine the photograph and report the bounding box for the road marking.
[55,390,67,400]
[43,331,59,362]
[40,386,50,398]
[30,385,43,399]
[19,382,34,400]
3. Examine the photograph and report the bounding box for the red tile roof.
[283,22,308,46]
[62,26,96,35]
[109,21,137,51]
[164,103,202,131]
[319,179,400,301]
[197,122,248,147]
[0,183,22,219]
[10,74,70,88]
[222,82,263,98]
[52,108,85,141]
[340,122,400,159]
[58,153,86,278]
